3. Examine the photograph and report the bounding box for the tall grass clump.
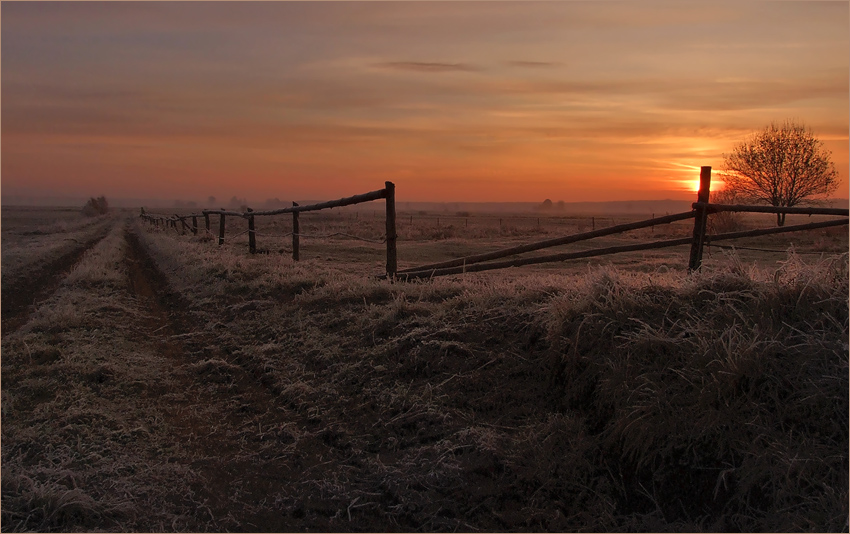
[546,252,848,531]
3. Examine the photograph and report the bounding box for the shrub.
[82,196,109,217]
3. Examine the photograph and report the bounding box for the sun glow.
[691,178,702,192]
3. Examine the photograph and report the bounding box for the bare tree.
[720,121,838,226]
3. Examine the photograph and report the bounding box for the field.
[1,206,847,531]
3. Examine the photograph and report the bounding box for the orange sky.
[2,2,848,204]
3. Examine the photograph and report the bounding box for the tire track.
[1,220,115,336]
[123,228,305,531]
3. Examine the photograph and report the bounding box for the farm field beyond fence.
[1,207,847,532]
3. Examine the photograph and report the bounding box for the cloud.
[374,61,478,73]
[504,60,560,68]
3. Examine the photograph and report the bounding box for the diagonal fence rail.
[397,167,848,279]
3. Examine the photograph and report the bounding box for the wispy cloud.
[374,61,479,73]
[504,60,560,68]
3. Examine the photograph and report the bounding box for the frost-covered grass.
[2,216,846,531]
[1,209,116,287]
[1,220,220,532]
[134,221,848,531]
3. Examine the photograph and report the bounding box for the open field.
[2,207,848,531]
[1,207,121,334]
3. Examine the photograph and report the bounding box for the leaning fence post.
[688,166,712,272]
[385,181,397,279]
[192,216,198,236]
[247,208,256,254]
[219,210,226,246]
[292,202,300,261]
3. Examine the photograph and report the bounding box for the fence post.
[292,202,300,261]
[247,208,256,253]
[688,166,712,272]
[219,211,226,246]
[192,216,198,235]
[385,181,397,279]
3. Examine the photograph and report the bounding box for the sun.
[691,178,702,192]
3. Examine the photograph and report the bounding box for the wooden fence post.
[247,208,256,253]
[688,166,712,272]
[192,216,198,235]
[292,202,300,261]
[219,211,226,246]
[204,213,211,237]
[385,181,397,279]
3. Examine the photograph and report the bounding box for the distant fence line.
[141,182,397,277]
[140,168,848,280]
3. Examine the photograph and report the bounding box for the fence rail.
[398,166,848,278]
[697,203,849,216]
[396,210,696,274]
[140,168,848,281]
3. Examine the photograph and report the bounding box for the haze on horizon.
[2,1,848,205]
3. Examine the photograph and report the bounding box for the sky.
[2,1,848,204]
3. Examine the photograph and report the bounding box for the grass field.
[2,206,847,531]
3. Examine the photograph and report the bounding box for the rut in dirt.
[123,228,301,531]
[1,223,114,336]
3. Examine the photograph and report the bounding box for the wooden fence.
[396,167,848,279]
[139,168,847,281]
[141,182,398,278]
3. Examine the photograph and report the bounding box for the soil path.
[123,228,302,531]
[1,222,113,335]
